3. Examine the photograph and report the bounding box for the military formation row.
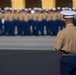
[0,7,76,36]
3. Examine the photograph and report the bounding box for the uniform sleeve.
[54,31,65,51]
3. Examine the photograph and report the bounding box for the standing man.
[0,8,3,35]
[18,8,25,35]
[38,8,44,35]
[28,8,33,35]
[57,7,64,30]
[42,8,47,35]
[46,8,52,35]
[3,7,10,35]
[8,8,14,35]
[51,8,58,35]
[32,8,38,35]
[13,8,19,35]
[23,9,30,35]
[54,10,76,75]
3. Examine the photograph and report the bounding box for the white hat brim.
[64,16,74,18]
[61,10,76,15]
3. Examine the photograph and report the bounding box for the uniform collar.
[66,23,74,27]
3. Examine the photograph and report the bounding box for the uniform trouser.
[32,21,39,35]
[51,20,59,35]
[14,20,19,35]
[43,20,46,26]
[7,21,14,35]
[29,20,32,25]
[23,21,31,35]
[43,20,46,35]
[73,20,76,26]
[38,21,44,35]
[58,20,63,30]
[29,20,32,35]
[4,21,8,35]
[60,56,76,75]
[58,20,65,30]
[19,21,25,35]
[0,20,3,35]
[46,20,52,35]
[17,21,23,35]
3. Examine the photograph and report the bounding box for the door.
[0,0,11,9]
[26,0,42,8]
[56,0,72,7]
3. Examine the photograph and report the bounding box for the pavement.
[0,36,61,75]
[0,36,56,50]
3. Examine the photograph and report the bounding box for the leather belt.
[62,54,76,56]
[60,50,76,56]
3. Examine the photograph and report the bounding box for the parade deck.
[0,36,60,75]
[0,36,55,50]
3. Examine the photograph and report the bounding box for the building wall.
[41,0,56,9]
[73,0,76,8]
[11,0,25,9]
[0,0,76,9]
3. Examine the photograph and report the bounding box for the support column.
[73,0,76,8]
[11,0,25,8]
[41,0,56,9]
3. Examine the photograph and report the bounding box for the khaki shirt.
[32,13,38,21]
[23,13,29,22]
[57,12,63,20]
[29,13,33,20]
[54,24,76,54]
[8,13,14,21]
[42,12,47,20]
[19,13,24,21]
[0,12,3,19]
[13,13,19,20]
[51,12,58,20]
[47,13,52,21]
[3,12,9,21]
[37,13,43,21]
